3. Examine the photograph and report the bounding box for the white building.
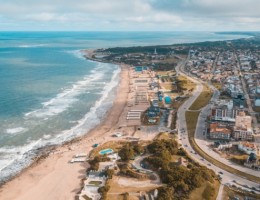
[233,111,253,141]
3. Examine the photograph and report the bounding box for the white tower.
[154,48,157,55]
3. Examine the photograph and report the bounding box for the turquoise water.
[0,31,250,183]
[99,148,114,155]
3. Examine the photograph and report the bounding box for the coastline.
[0,34,257,199]
[0,54,130,200]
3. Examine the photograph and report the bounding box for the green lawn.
[185,111,200,136]
[177,75,196,91]
[189,85,213,110]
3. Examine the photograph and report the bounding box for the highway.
[175,61,260,198]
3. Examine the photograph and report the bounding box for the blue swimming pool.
[99,148,114,155]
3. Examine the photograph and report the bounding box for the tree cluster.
[98,182,110,200]
[145,139,178,170]
[88,156,100,171]
[118,143,143,162]
[145,139,216,199]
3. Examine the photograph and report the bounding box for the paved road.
[175,62,260,194]
[233,48,259,128]
[131,155,161,185]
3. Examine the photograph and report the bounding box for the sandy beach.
[0,63,130,200]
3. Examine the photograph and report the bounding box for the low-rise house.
[209,123,231,140]
[238,142,259,155]
[214,141,232,150]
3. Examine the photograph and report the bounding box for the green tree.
[118,144,135,162]
[98,184,110,200]
[157,187,174,200]
[89,156,100,170]
[133,144,143,155]
[105,169,114,179]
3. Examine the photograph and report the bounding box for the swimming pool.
[99,148,114,155]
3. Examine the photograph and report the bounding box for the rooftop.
[210,123,231,134]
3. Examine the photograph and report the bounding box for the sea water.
[0,31,250,183]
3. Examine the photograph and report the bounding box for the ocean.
[0,31,250,183]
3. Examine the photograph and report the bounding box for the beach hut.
[164,96,172,104]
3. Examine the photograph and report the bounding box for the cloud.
[150,0,260,18]
[0,0,259,31]
[126,13,182,24]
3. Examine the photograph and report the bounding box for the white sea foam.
[0,139,43,180]
[43,134,51,140]
[38,65,120,145]
[65,50,86,60]
[6,127,27,134]
[18,44,47,48]
[25,65,106,118]
[0,62,120,184]
[53,66,121,143]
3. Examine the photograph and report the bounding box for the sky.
[0,0,259,31]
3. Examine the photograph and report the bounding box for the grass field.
[189,84,213,110]
[177,75,196,91]
[185,111,200,136]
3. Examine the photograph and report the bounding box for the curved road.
[175,61,260,198]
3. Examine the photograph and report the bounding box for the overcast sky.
[0,0,259,31]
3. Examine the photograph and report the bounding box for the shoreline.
[0,54,130,200]
[0,34,257,199]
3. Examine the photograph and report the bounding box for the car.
[207,163,211,166]
[218,171,223,175]
[232,180,236,183]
